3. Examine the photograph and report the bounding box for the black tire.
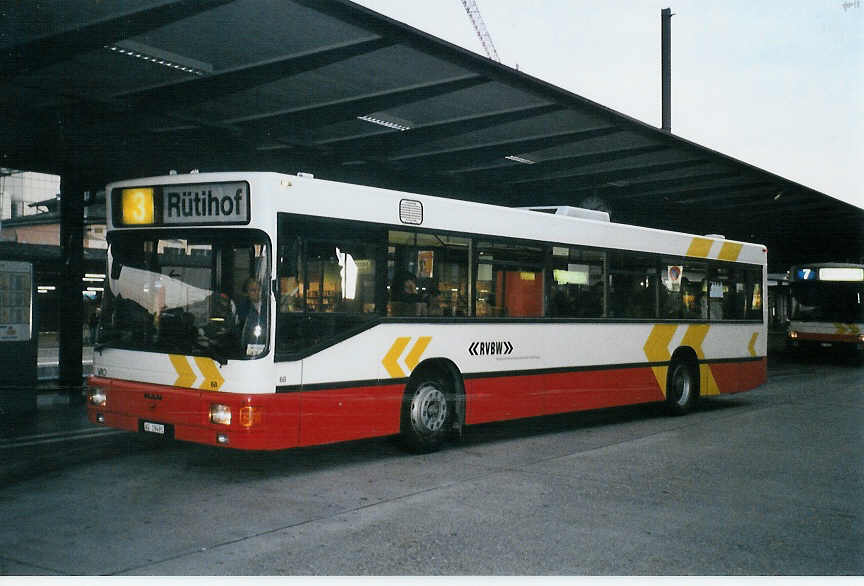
[666,359,698,416]
[400,374,452,453]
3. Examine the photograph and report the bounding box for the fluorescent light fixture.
[104,40,212,76]
[357,115,412,131]
[505,155,535,164]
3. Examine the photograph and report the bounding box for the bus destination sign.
[164,182,248,224]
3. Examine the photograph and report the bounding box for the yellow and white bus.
[786,263,864,359]
[87,172,767,451]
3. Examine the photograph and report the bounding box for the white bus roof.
[107,171,767,266]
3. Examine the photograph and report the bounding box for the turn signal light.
[239,406,255,428]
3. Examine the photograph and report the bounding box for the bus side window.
[745,268,763,320]
[660,259,704,319]
[276,236,303,313]
[608,252,657,319]
[388,230,469,317]
[475,239,544,318]
[547,246,605,318]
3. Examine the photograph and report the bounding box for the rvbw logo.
[468,340,514,356]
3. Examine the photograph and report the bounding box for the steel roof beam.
[714,198,823,213]
[388,127,621,170]
[1,0,233,79]
[455,144,670,184]
[505,159,708,190]
[228,74,487,137]
[318,103,563,158]
[657,182,777,204]
[115,37,396,110]
[599,172,742,199]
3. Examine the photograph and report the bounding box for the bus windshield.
[97,230,270,361]
[791,281,864,323]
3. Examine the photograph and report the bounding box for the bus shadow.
[171,434,406,480]
[162,398,751,481]
[460,397,745,448]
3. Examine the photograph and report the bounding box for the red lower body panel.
[87,377,301,451]
[297,383,403,447]
[464,367,663,425]
[87,358,765,450]
[738,358,767,392]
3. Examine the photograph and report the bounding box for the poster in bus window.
[667,265,683,289]
[417,250,434,279]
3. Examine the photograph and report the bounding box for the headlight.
[787,330,799,339]
[88,385,107,407]
[209,403,231,425]
[858,334,864,343]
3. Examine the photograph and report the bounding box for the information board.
[0,260,33,342]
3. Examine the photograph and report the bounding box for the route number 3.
[121,187,155,225]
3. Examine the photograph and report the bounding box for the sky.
[353,0,863,210]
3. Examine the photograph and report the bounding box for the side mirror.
[110,260,122,280]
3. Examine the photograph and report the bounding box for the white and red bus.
[87,172,767,451]
[786,263,864,359]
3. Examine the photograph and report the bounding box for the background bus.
[87,172,767,452]
[786,263,864,360]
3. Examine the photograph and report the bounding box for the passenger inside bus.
[279,275,303,312]
[390,271,427,316]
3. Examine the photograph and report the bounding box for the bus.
[786,263,864,359]
[86,172,767,452]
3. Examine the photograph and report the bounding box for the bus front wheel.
[666,359,698,416]
[401,375,452,453]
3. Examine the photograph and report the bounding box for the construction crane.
[460,0,500,62]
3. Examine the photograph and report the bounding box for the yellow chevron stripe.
[698,364,721,396]
[382,337,411,378]
[717,242,743,262]
[404,336,432,372]
[748,332,759,357]
[169,354,196,388]
[686,237,713,258]
[680,324,709,359]
[679,324,721,396]
[644,324,678,396]
[194,357,225,391]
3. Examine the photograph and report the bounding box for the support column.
[661,7,673,133]
[59,177,84,400]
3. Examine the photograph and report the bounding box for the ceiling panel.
[0,0,860,270]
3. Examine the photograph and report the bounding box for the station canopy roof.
[2,0,861,270]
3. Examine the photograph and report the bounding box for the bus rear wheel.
[666,359,698,416]
[401,375,452,453]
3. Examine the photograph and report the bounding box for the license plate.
[820,342,833,348]
[143,421,165,434]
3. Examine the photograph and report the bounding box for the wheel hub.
[411,383,447,433]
